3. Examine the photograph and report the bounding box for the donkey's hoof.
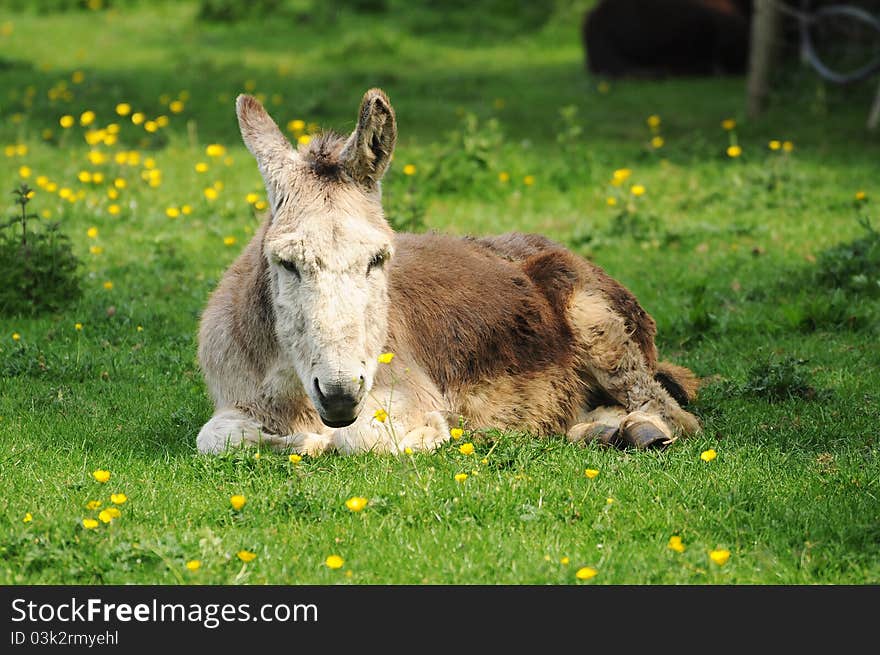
[567,422,623,447]
[620,421,672,450]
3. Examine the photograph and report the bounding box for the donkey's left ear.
[236,94,295,171]
[340,88,397,188]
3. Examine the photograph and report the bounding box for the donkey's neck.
[233,219,279,374]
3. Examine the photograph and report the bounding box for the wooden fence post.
[747,0,782,118]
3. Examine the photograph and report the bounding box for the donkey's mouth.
[320,415,358,429]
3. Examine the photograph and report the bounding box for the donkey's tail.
[654,361,700,407]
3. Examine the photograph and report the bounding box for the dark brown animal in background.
[583,0,754,77]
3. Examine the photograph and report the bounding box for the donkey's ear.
[340,88,397,188]
[236,94,295,169]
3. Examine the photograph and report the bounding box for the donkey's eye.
[367,251,387,276]
[278,259,300,279]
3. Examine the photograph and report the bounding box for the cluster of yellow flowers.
[78,470,126,530]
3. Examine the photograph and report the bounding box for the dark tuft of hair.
[300,132,348,180]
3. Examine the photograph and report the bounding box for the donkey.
[196,89,702,456]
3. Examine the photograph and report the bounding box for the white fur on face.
[264,184,394,424]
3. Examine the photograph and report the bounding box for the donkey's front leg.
[197,408,299,454]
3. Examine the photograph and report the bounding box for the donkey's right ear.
[235,94,296,170]
[340,88,397,189]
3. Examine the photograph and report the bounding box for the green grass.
[1,1,879,584]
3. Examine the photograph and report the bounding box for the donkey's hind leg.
[197,408,303,454]
[569,291,701,448]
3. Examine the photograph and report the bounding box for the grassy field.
[1,1,879,585]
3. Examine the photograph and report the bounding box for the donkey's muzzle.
[313,378,362,428]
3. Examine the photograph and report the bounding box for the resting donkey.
[196,89,701,455]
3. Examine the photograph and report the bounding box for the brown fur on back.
[387,233,576,397]
[473,233,658,370]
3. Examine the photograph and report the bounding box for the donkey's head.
[236,89,397,428]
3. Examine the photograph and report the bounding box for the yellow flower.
[606,497,614,504]
[297,134,312,145]
[74,322,83,331]
[289,453,302,463]
[254,200,267,211]
[86,500,102,510]
[110,493,127,504]
[575,567,598,580]
[287,119,306,133]
[90,245,103,255]
[186,560,201,571]
[87,226,98,238]
[144,120,158,133]
[80,110,96,127]
[82,518,99,530]
[131,112,145,125]
[206,144,226,158]
[768,139,781,151]
[136,325,143,332]
[78,170,92,183]
[169,100,185,113]
[345,496,368,512]
[230,495,246,511]
[606,196,617,207]
[668,535,686,553]
[72,70,84,83]
[12,332,20,342]
[598,81,611,94]
[630,184,646,196]
[854,190,866,201]
[377,352,395,364]
[402,164,416,176]
[204,187,218,200]
[404,447,414,455]
[325,555,344,569]
[782,141,794,152]
[60,115,75,128]
[523,175,535,186]
[195,162,209,173]
[103,281,113,290]
[237,550,257,562]
[18,165,31,178]
[116,103,131,116]
[246,192,259,204]
[92,469,110,483]
[166,207,180,218]
[105,507,121,519]
[584,468,599,479]
[646,114,661,129]
[709,549,730,566]
[454,473,468,483]
[108,204,120,216]
[560,556,570,565]
[721,118,736,131]
[373,408,388,423]
[459,442,475,455]
[700,449,717,462]
[611,168,631,185]
[98,509,113,523]
[23,512,32,523]
[181,204,192,215]
[450,428,463,440]
[498,171,510,183]
[223,236,237,246]
[650,136,664,149]
[727,145,742,158]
